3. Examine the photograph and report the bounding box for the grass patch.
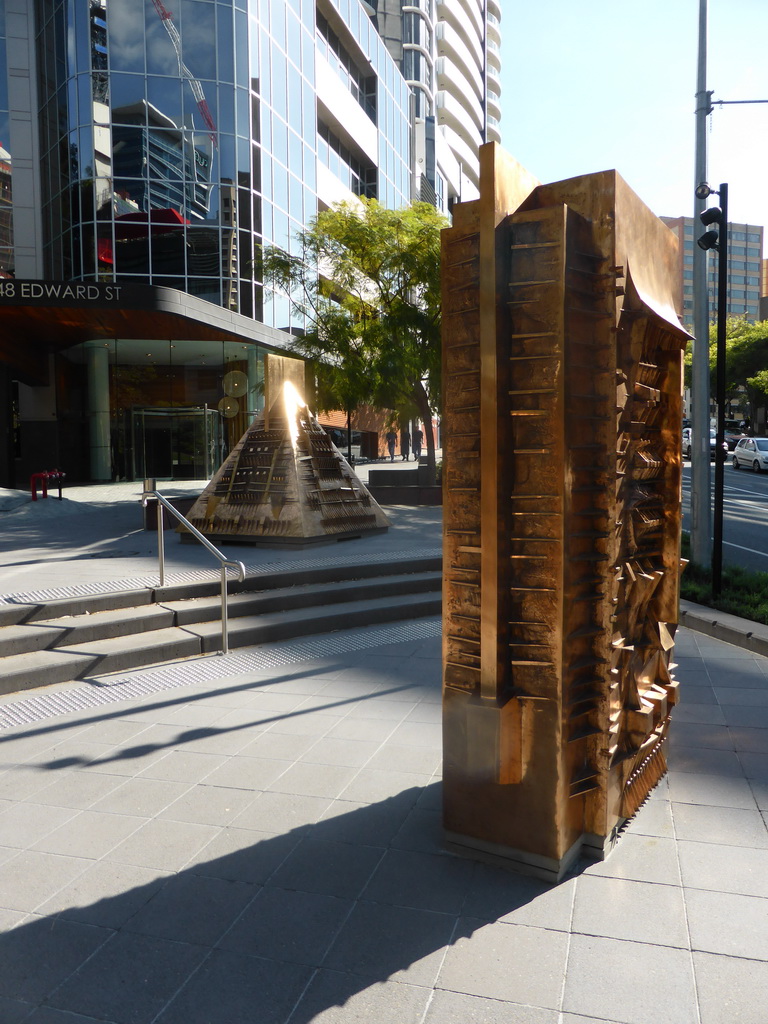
[681,531,768,624]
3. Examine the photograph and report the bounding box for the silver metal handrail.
[141,488,245,655]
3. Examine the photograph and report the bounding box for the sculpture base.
[444,825,625,884]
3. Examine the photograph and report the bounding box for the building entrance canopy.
[0,280,290,384]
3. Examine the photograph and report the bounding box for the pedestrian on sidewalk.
[400,428,411,461]
[385,429,397,461]
[412,428,423,462]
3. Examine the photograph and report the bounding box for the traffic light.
[697,205,723,251]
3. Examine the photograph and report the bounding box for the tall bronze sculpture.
[441,144,689,881]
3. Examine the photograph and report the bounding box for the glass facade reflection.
[0,2,12,274]
[0,0,413,484]
[32,0,411,329]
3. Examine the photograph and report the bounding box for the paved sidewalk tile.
[562,933,698,1024]
[0,914,112,1005]
[323,900,456,987]
[361,848,475,915]
[677,838,768,897]
[582,833,682,886]
[48,931,208,1024]
[685,888,768,959]
[693,951,768,1024]
[219,885,353,966]
[155,949,313,1024]
[572,875,689,947]
[2,592,768,1024]
[437,919,568,1009]
[424,990,558,1024]
[672,800,768,848]
[289,972,431,1024]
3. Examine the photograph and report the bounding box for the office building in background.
[662,215,763,328]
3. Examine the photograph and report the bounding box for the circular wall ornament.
[223,370,248,397]
[218,396,240,419]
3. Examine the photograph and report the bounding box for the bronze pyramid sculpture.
[185,355,390,545]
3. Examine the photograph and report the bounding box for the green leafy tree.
[746,368,768,403]
[261,198,447,477]
[686,318,768,424]
[711,317,768,425]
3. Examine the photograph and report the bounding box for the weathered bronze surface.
[186,354,390,545]
[441,144,689,881]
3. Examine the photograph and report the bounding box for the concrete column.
[85,341,111,480]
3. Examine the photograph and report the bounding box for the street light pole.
[712,183,728,597]
[691,0,712,568]
[697,183,728,597]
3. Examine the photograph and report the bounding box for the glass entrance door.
[130,407,220,480]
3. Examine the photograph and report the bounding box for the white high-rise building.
[371,0,501,211]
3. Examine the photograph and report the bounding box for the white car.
[732,437,768,472]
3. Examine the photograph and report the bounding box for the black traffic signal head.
[697,205,723,251]
[700,205,723,227]
[697,229,719,251]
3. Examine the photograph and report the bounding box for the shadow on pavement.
[0,784,563,1024]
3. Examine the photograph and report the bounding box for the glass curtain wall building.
[0,0,411,485]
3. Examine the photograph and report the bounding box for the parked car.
[682,428,727,460]
[723,419,748,451]
[732,437,768,472]
[724,428,747,451]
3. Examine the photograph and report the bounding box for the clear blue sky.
[499,0,768,249]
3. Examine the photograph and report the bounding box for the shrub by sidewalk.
[680,532,768,625]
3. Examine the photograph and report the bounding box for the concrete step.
[0,622,68,658]
[153,555,442,603]
[0,560,443,695]
[183,590,443,653]
[37,605,176,647]
[0,603,39,628]
[50,626,203,679]
[0,606,175,657]
[0,648,107,696]
[18,589,155,624]
[162,571,442,626]
[0,627,203,696]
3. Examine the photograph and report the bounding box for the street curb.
[679,598,768,657]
